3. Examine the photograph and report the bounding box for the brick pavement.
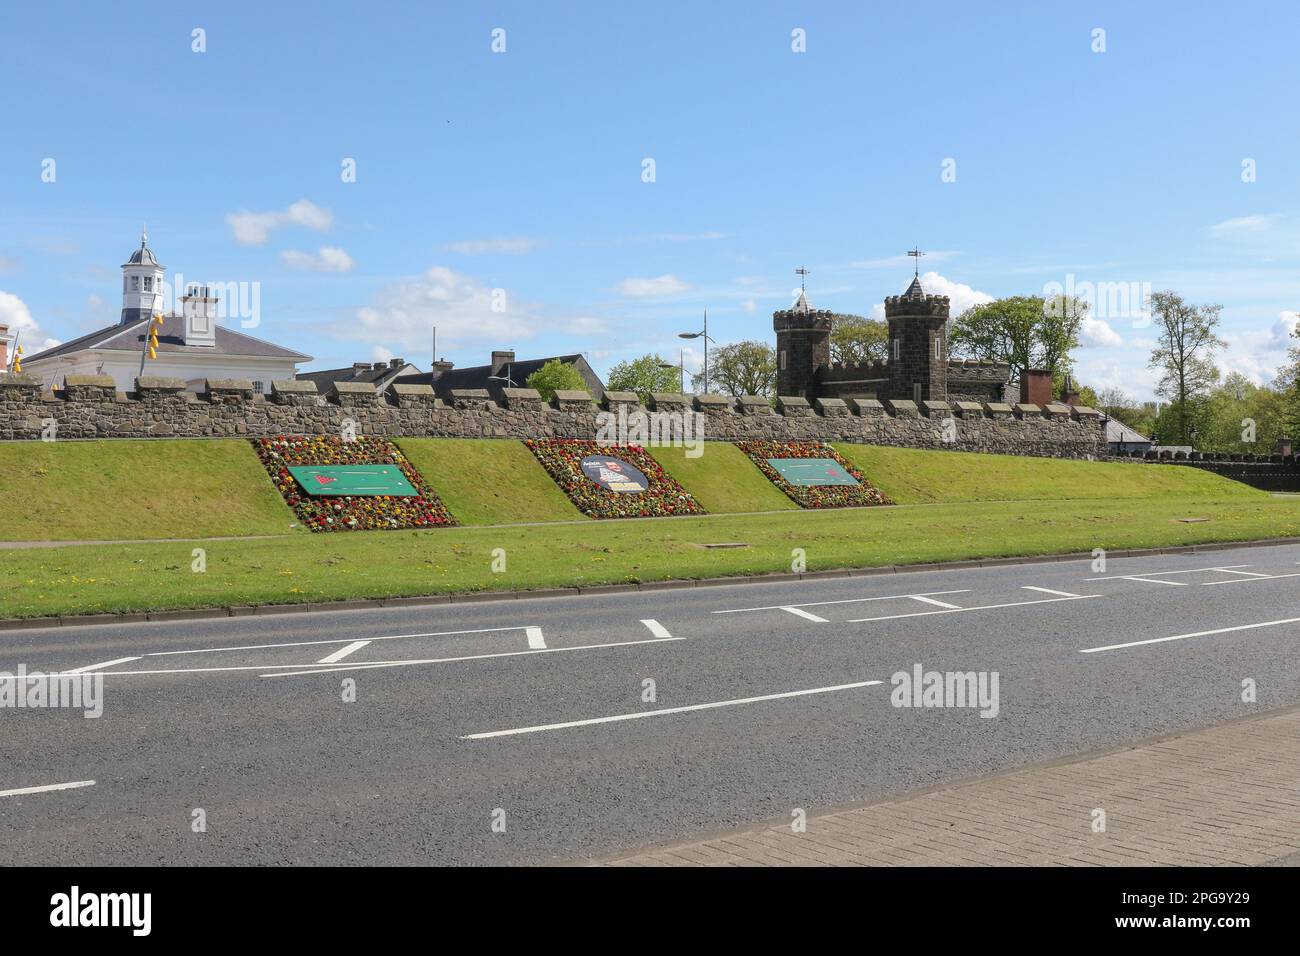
[590,706,1300,866]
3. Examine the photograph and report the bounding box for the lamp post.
[658,349,685,393]
[678,310,712,395]
[486,364,517,390]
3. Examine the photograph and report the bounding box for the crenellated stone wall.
[0,373,1107,459]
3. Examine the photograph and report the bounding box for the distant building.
[20,231,311,394]
[398,349,606,400]
[298,358,423,395]
[1106,418,1153,455]
[774,275,1009,404]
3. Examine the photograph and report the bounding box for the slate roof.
[22,315,311,363]
[902,276,926,298]
[299,362,418,391]
[397,354,606,399]
[1105,418,1151,445]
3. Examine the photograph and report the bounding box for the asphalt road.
[3,541,1299,865]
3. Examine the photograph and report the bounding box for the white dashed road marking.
[461,680,884,740]
[640,619,672,638]
[526,627,547,650]
[1079,616,1300,654]
[848,594,1098,623]
[59,657,140,674]
[908,595,963,610]
[317,641,370,665]
[1020,586,1081,598]
[0,780,96,799]
[780,606,829,623]
[714,590,971,615]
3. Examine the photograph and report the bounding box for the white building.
[21,231,311,394]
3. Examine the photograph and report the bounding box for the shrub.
[525,360,589,402]
[524,438,705,519]
[735,440,893,509]
[253,435,456,532]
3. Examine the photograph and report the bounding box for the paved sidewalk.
[592,707,1300,866]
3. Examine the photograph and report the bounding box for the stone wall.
[0,373,1108,460]
[1113,449,1300,491]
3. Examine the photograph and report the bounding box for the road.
[2,541,1299,865]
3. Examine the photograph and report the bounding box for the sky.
[2,1,1298,399]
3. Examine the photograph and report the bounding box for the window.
[252,381,265,394]
[131,276,140,291]
[913,382,922,404]
[892,338,900,361]
[779,349,787,370]
[144,277,153,291]
[935,336,942,360]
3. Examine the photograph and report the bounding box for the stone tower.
[121,228,166,325]
[773,289,833,399]
[885,276,949,403]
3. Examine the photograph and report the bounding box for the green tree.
[948,295,1083,392]
[691,340,776,397]
[605,353,682,402]
[525,359,589,402]
[830,314,888,365]
[1147,290,1226,444]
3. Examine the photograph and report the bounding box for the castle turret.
[885,276,949,403]
[773,289,833,399]
[121,228,165,325]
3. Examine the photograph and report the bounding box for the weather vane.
[907,247,925,278]
[795,266,809,291]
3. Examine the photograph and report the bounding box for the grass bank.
[3,496,1297,618]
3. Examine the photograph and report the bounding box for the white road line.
[1118,576,1187,586]
[1211,568,1270,578]
[262,637,684,678]
[781,606,829,623]
[1203,571,1300,587]
[316,641,370,665]
[461,679,884,740]
[640,619,672,638]
[143,625,532,658]
[1085,565,1251,582]
[847,594,1098,623]
[1079,617,1300,654]
[1021,586,1081,598]
[526,627,547,650]
[58,657,141,674]
[0,780,96,799]
[908,595,963,610]
[713,590,971,614]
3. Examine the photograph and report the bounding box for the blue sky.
[2,1,1298,398]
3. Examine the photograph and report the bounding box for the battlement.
[947,358,1011,380]
[818,359,889,381]
[884,294,950,319]
[0,371,1105,460]
[773,307,834,332]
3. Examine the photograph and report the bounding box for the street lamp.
[486,364,517,389]
[658,354,684,394]
[678,310,713,395]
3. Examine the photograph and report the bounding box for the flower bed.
[735,440,893,509]
[524,439,705,519]
[253,436,456,531]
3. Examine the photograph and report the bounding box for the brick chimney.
[0,324,8,371]
[431,359,454,383]
[491,350,515,375]
[389,357,405,369]
[1020,368,1054,406]
[1278,437,1293,457]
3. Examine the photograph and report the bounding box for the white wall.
[25,350,300,395]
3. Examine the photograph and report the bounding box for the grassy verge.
[396,438,583,525]
[0,439,298,541]
[833,443,1266,505]
[4,496,1298,618]
[649,443,798,513]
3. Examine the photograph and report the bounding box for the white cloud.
[741,299,757,313]
[1080,315,1124,347]
[637,231,728,243]
[0,290,61,352]
[340,266,544,351]
[617,274,690,298]
[443,237,546,255]
[1218,310,1298,386]
[280,246,354,273]
[1207,214,1282,240]
[912,271,993,317]
[225,199,333,245]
